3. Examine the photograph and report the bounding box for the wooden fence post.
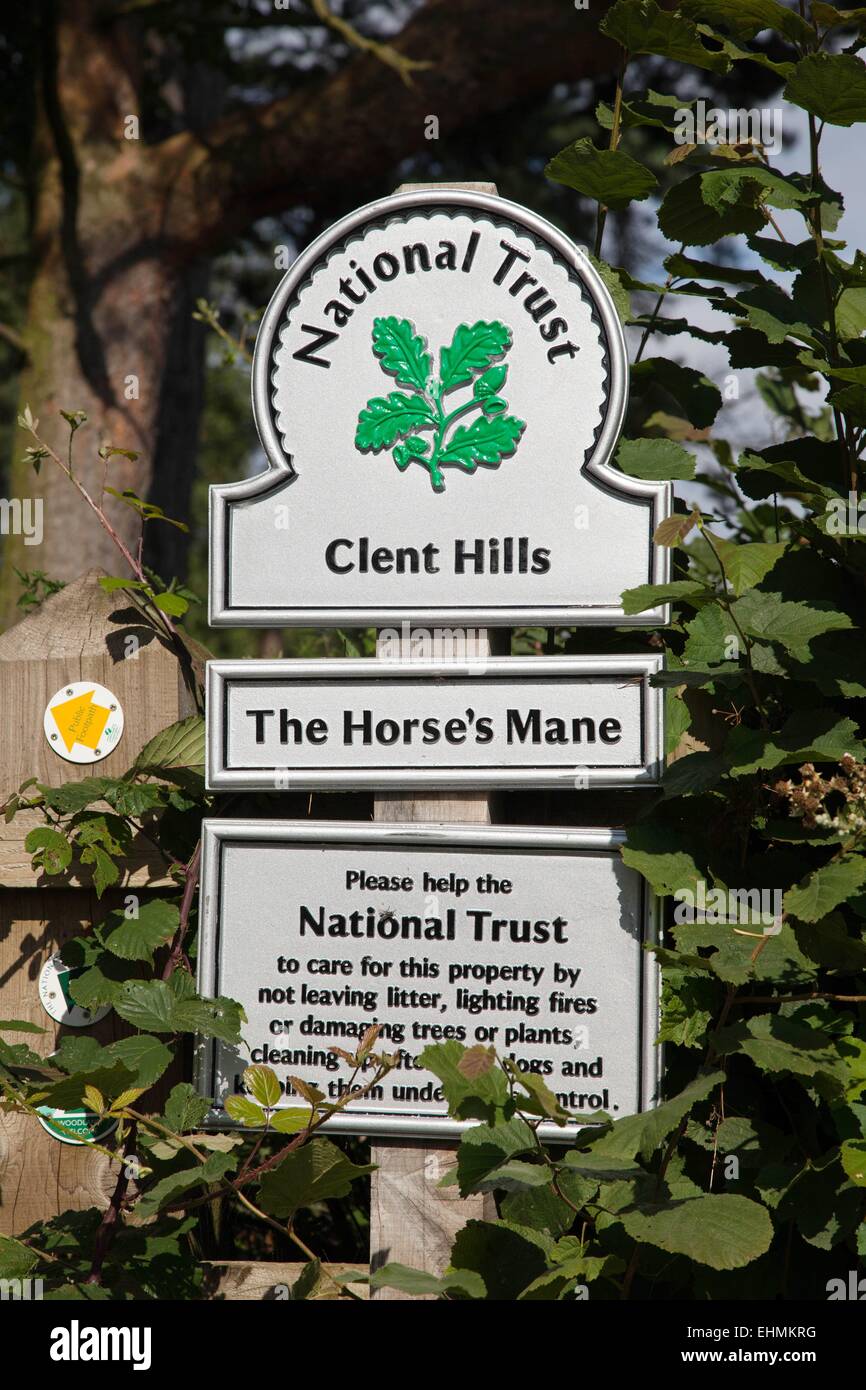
[0,570,203,1236]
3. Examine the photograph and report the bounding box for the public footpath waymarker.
[196,821,659,1141]
[209,187,671,629]
[205,654,663,791]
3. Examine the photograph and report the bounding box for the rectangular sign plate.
[206,654,663,791]
[196,821,660,1141]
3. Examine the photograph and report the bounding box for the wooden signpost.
[199,182,668,1297]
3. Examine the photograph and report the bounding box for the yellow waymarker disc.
[43,681,124,764]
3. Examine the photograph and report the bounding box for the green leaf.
[621,821,705,898]
[732,590,852,657]
[615,437,696,481]
[420,1040,511,1123]
[784,52,866,127]
[620,1193,773,1270]
[449,1220,550,1301]
[716,540,787,597]
[591,1070,725,1161]
[257,1138,376,1219]
[171,994,246,1044]
[102,900,179,962]
[455,1118,537,1196]
[659,173,765,246]
[680,0,813,42]
[163,1083,210,1134]
[105,1035,172,1088]
[370,316,431,392]
[112,980,176,1032]
[588,255,632,322]
[726,711,864,776]
[67,953,130,1010]
[43,1063,137,1109]
[477,1159,551,1192]
[545,139,657,209]
[439,321,511,393]
[79,843,118,897]
[368,1263,486,1298]
[245,1064,282,1109]
[438,414,525,469]
[785,857,866,922]
[0,1235,38,1280]
[134,715,204,778]
[224,1094,267,1127]
[270,1108,311,1134]
[621,580,708,615]
[0,1018,46,1033]
[840,1139,866,1187]
[630,359,722,428]
[701,168,813,216]
[715,1015,844,1086]
[355,392,434,451]
[25,826,72,876]
[601,0,730,71]
[137,1151,238,1218]
[152,591,188,617]
[109,976,243,1044]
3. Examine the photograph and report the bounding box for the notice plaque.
[197,822,659,1140]
[206,654,663,791]
[210,188,670,628]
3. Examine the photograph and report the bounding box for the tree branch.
[149,0,619,256]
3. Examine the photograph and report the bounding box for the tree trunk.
[2,0,179,621]
[1,0,619,624]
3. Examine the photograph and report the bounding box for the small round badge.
[43,681,124,764]
[36,1106,118,1146]
[38,952,111,1028]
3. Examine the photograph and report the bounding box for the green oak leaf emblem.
[354,316,526,491]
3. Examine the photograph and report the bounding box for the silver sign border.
[210,188,671,628]
[196,819,661,1142]
[205,653,664,791]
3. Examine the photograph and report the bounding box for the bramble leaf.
[257,1138,376,1219]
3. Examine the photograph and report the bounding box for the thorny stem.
[157,1056,395,1218]
[85,1121,138,1285]
[163,839,201,980]
[21,415,203,710]
[22,418,177,632]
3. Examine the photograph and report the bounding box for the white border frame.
[205,653,664,791]
[195,819,662,1141]
[210,189,671,628]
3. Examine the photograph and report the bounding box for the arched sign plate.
[210,190,670,627]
